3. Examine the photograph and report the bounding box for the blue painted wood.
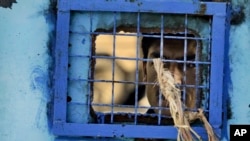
[222,7,231,140]
[58,0,70,11]
[209,14,226,128]
[53,10,70,123]
[53,0,230,139]
[53,123,212,140]
[69,0,227,16]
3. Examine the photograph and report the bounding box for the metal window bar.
[183,14,188,107]
[110,12,117,123]
[53,0,229,139]
[86,11,94,120]
[134,12,141,124]
[161,14,165,124]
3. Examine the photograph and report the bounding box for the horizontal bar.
[91,104,210,112]
[68,55,211,65]
[93,55,210,63]
[53,122,220,139]
[71,31,209,40]
[68,78,209,88]
[67,102,183,116]
[63,0,228,16]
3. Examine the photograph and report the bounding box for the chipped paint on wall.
[0,0,54,140]
[0,0,17,9]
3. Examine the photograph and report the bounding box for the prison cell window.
[53,0,230,140]
[91,30,208,125]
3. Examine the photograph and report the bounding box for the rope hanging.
[153,58,218,141]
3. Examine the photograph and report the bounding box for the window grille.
[53,0,230,140]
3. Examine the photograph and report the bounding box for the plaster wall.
[0,0,250,141]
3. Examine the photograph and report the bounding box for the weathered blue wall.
[226,0,250,135]
[0,0,250,141]
[0,0,54,140]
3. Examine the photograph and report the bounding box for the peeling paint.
[231,5,246,25]
[196,3,207,15]
[30,67,49,97]
[0,0,17,9]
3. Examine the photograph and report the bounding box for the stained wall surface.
[0,0,250,141]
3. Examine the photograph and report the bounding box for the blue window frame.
[53,0,230,140]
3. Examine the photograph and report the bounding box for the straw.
[153,58,218,141]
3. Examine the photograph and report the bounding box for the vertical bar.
[222,5,231,140]
[87,12,93,118]
[160,15,164,59]
[209,15,226,127]
[183,14,188,105]
[53,10,70,124]
[205,17,213,111]
[158,14,164,125]
[134,12,141,124]
[208,17,212,63]
[195,37,201,108]
[110,12,117,123]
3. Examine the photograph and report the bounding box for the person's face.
[143,38,199,115]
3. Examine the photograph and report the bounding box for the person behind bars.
[141,34,201,115]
